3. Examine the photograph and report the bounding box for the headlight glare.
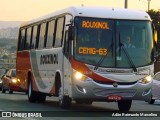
[74,71,87,81]
[139,75,152,84]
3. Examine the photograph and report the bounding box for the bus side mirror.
[68,26,75,41]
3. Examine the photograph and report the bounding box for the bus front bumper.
[72,79,152,102]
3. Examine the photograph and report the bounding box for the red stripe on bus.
[71,57,115,83]
[16,51,39,92]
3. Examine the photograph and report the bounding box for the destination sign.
[82,21,110,29]
[78,47,107,55]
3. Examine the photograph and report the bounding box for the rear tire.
[28,77,37,103]
[37,92,46,103]
[28,75,46,103]
[118,100,132,112]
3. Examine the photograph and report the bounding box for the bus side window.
[54,17,65,47]
[25,27,32,50]
[64,30,68,54]
[18,29,26,51]
[38,23,47,49]
[46,20,55,48]
[31,25,38,49]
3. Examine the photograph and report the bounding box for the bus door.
[62,15,73,97]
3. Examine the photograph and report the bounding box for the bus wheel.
[148,98,155,104]
[58,87,71,109]
[75,100,93,105]
[84,100,93,105]
[28,78,37,103]
[37,92,46,103]
[118,100,132,112]
[75,100,83,104]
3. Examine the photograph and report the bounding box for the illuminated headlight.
[12,79,17,83]
[139,75,152,84]
[74,71,87,81]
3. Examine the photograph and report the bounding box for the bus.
[16,6,156,111]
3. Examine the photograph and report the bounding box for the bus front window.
[74,17,153,68]
[74,17,115,67]
[116,20,153,68]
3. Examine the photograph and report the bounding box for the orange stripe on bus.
[71,57,114,83]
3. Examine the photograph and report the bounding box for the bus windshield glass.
[74,17,153,68]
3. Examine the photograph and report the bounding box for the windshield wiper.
[118,33,137,72]
[94,32,114,70]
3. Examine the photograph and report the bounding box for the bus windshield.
[74,17,153,68]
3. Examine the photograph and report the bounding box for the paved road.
[0,92,160,120]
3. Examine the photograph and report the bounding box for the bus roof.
[21,6,151,27]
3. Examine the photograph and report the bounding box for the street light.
[147,0,151,11]
[124,0,128,8]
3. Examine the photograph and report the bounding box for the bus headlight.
[139,75,152,84]
[74,71,87,81]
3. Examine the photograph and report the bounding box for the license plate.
[107,95,122,101]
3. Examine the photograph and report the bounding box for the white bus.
[16,6,155,111]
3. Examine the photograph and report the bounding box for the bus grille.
[94,88,136,98]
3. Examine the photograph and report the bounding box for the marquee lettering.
[82,21,109,29]
[78,47,107,55]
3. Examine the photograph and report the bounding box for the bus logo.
[40,54,58,65]
[113,82,118,88]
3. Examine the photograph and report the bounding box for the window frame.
[54,16,65,48]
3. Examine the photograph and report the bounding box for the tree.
[148,10,160,73]
[147,9,160,41]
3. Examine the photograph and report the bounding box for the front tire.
[58,86,71,109]
[118,100,132,112]
[148,98,155,104]
[75,99,93,105]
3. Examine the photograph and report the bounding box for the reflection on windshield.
[74,17,153,68]
[118,32,137,72]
